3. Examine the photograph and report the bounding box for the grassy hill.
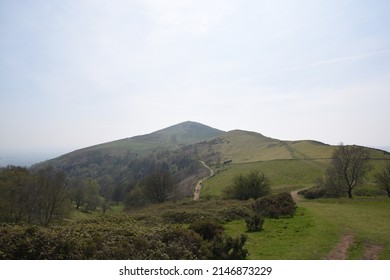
[193,129,335,164]
[36,121,224,174]
[56,121,224,158]
[194,130,390,198]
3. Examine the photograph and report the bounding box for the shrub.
[253,192,296,218]
[189,220,224,241]
[210,234,248,260]
[300,187,325,199]
[225,170,270,200]
[245,214,264,232]
[217,206,252,222]
[162,210,207,224]
[188,220,248,260]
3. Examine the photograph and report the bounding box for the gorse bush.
[253,192,296,218]
[189,220,248,260]
[189,220,224,241]
[0,215,249,260]
[298,187,325,199]
[245,213,264,232]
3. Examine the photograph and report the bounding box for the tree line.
[0,161,186,226]
[0,166,70,226]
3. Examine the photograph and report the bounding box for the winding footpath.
[193,161,214,201]
[290,188,383,259]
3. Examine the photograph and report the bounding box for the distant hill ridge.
[36,120,390,170]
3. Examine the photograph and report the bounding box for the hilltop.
[34,121,390,199]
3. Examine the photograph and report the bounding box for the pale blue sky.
[1,0,390,158]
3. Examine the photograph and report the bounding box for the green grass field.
[224,197,390,259]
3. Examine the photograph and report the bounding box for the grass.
[69,204,125,221]
[201,159,326,198]
[223,196,390,259]
[225,206,341,259]
[301,197,390,259]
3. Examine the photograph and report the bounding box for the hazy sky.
[1,0,390,156]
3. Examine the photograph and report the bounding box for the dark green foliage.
[376,160,390,198]
[216,206,252,222]
[162,210,208,224]
[0,166,71,226]
[299,187,326,199]
[253,192,296,218]
[209,234,248,260]
[188,220,248,260]
[225,170,270,200]
[189,220,224,241]
[0,215,248,260]
[353,185,388,197]
[38,146,205,203]
[245,213,264,232]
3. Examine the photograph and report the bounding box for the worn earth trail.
[291,189,383,259]
[193,161,214,201]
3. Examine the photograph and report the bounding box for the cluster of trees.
[0,166,70,226]
[43,148,202,207]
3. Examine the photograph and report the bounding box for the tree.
[84,179,101,212]
[0,166,30,223]
[329,144,371,198]
[225,170,270,200]
[33,166,71,226]
[69,179,87,210]
[376,160,390,197]
[143,171,176,203]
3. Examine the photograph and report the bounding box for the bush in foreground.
[253,192,296,218]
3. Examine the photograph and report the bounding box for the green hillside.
[64,121,224,157]
[194,130,390,198]
[192,130,336,164]
[37,121,223,171]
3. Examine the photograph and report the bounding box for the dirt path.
[290,188,383,260]
[325,234,354,260]
[193,161,213,201]
[362,243,383,260]
[290,190,301,203]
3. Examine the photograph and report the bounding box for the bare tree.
[330,144,371,198]
[376,160,390,197]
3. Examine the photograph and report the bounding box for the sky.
[1,0,390,163]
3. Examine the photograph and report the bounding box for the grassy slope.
[201,160,327,198]
[40,121,224,166]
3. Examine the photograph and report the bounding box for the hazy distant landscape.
[0,151,64,167]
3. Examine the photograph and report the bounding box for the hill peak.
[145,121,224,146]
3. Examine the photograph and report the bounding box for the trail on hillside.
[193,161,214,201]
[291,189,384,260]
